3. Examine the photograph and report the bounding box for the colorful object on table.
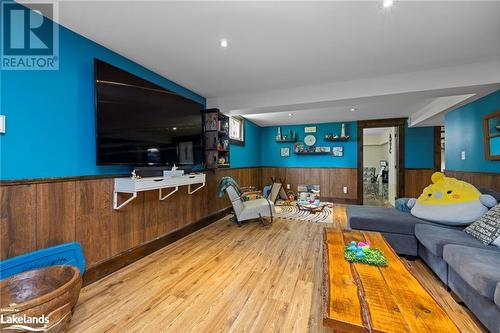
[355,249,366,258]
[344,242,388,266]
[348,241,357,252]
[407,172,497,226]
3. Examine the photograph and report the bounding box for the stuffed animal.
[407,172,497,226]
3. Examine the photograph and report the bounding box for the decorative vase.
[341,123,346,138]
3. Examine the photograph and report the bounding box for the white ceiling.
[41,1,500,126]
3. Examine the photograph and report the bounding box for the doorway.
[357,118,405,206]
[362,127,396,207]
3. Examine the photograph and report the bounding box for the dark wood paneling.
[0,185,37,260]
[75,179,113,265]
[36,182,76,249]
[434,126,442,172]
[0,167,262,279]
[404,169,435,198]
[445,170,500,191]
[261,167,357,201]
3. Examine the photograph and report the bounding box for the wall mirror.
[483,111,500,161]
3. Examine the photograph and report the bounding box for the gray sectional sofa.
[347,188,500,333]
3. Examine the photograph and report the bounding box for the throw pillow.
[464,203,500,245]
[395,198,411,213]
[492,235,500,248]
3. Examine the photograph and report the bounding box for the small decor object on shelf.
[304,126,316,133]
[341,123,347,138]
[344,241,388,266]
[280,147,290,157]
[304,134,316,146]
[315,146,331,153]
[276,129,297,142]
[324,133,350,141]
[332,146,344,157]
[131,170,140,179]
[276,127,282,140]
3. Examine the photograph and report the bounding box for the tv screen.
[94,59,204,167]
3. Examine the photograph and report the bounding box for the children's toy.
[344,241,388,266]
[407,172,497,226]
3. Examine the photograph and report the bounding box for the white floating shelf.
[113,173,206,210]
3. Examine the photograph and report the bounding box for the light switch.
[461,151,466,160]
[343,186,348,194]
[0,115,5,134]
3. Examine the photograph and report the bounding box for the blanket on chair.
[218,176,241,198]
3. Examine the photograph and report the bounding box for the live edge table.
[322,228,460,333]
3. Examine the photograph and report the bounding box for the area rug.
[275,203,333,223]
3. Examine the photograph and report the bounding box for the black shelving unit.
[202,108,230,169]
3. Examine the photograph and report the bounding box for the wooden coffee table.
[322,228,460,333]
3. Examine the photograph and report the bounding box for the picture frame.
[332,146,344,157]
[280,147,290,157]
[304,126,316,133]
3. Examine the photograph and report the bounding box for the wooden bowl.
[1,265,82,333]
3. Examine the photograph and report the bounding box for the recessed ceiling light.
[288,113,293,116]
[350,108,356,112]
[220,39,229,48]
[383,0,393,8]
[173,127,177,130]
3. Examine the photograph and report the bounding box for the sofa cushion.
[479,188,500,202]
[347,205,439,235]
[495,282,500,307]
[464,203,500,245]
[443,244,500,301]
[415,224,499,257]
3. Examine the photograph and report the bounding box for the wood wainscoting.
[445,170,500,191]
[261,167,357,203]
[404,168,435,198]
[404,169,500,198]
[0,167,261,276]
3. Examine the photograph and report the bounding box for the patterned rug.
[275,203,333,223]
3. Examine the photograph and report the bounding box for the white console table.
[113,173,206,210]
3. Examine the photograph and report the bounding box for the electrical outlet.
[343,186,348,194]
[461,151,466,160]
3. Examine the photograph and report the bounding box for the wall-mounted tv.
[94,59,204,167]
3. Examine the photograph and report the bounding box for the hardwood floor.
[68,205,486,333]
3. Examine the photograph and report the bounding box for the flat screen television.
[94,59,204,167]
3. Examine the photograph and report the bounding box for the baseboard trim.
[82,207,232,286]
[322,197,358,204]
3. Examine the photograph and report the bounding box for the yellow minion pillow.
[407,172,497,226]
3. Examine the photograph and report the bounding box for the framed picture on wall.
[332,146,344,157]
[280,147,290,157]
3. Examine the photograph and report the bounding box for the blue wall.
[0,16,205,180]
[405,123,435,168]
[445,90,500,173]
[230,119,262,168]
[260,122,358,167]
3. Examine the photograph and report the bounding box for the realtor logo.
[1,1,59,70]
